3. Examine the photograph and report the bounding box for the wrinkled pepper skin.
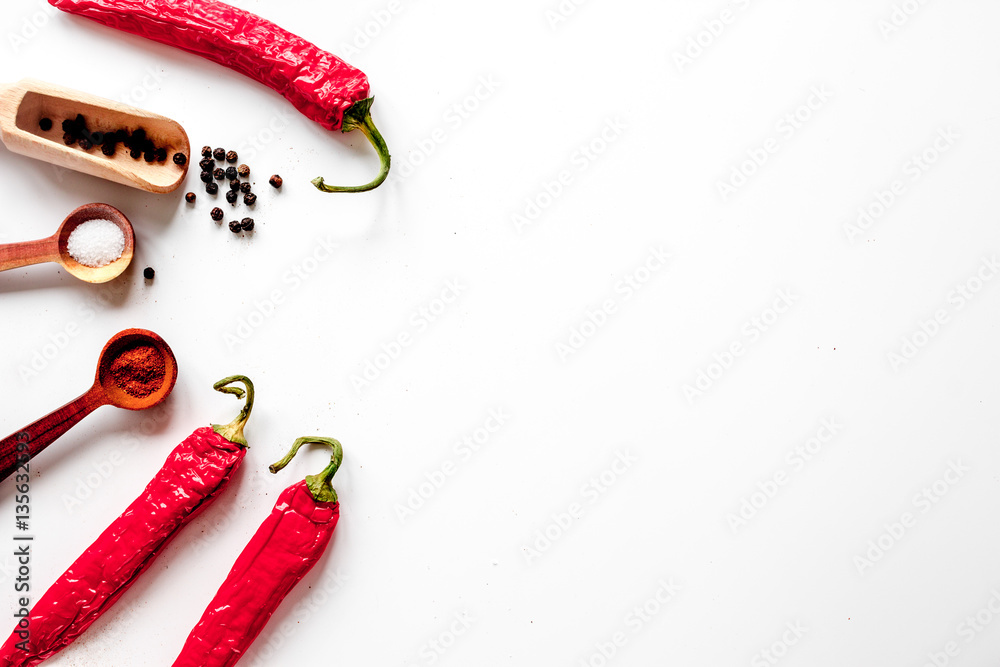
[48,0,370,131]
[0,427,245,667]
[172,480,339,667]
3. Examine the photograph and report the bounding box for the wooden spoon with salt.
[0,203,134,283]
[0,78,189,193]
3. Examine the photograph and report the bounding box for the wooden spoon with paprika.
[0,328,177,483]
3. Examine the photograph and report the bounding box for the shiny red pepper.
[0,376,255,667]
[172,436,343,667]
[49,0,390,193]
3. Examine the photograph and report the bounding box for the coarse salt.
[67,219,125,268]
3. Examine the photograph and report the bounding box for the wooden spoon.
[0,328,177,484]
[0,203,134,283]
[0,78,189,193]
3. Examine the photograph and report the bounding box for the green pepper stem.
[210,375,254,448]
[269,436,343,503]
[312,98,390,194]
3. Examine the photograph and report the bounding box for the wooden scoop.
[0,78,189,193]
[0,329,177,484]
[0,203,134,283]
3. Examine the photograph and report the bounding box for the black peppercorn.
[78,138,93,151]
[201,145,212,158]
[268,174,283,188]
[240,181,252,194]
[143,267,155,280]
[240,217,255,231]
[200,170,213,183]
[226,189,238,204]
[225,166,237,180]
[144,151,156,163]
[102,142,116,157]
[228,219,242,233]
[38,118,52,132]
[243,192,257,206]
[211,207,224,221]
[130,147,142,160]
[89,131,104,145]
[155,148,168,162]
[185,192,196,203]
[229,179,241,192]
[237,164,250,177]
[213,167,225,180]
[173,152,187,166]
[206,181,219,195]
[63,132,76,146]
[213,147,225,161]
[226,150,238,163]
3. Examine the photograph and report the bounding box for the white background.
[2,1,1000,665]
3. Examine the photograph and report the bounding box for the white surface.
[2,1,1000,665]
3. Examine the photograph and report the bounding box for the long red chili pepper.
[49,0,390,193]
[0,375,255,667]
[172,436,343,667]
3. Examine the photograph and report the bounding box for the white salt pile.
[67,219,125,268]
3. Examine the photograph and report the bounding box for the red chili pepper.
[48,0,390,193]
[172,436,343,667]
[0,375,255,667]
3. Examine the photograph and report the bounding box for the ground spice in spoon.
[109,344,166,398]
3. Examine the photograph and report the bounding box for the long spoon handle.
[0,235,59,272]
[0,384,108,483]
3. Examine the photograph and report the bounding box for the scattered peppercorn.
[38,118,53,132]
[213,147,226,161]
[268,174,283,188]
[143,267,155,279]
[240,217,254,231]
[200,170,213,183]
[199,157,214,171]
[226,189,238,204]
[243,192,257,206]
[205,181,219,195]
[78,138,93,151]
[102,142,117,157]
[228,220,242,233]
[226,150,238,163]
[211,207,224,221]
[239,181,252,194]
[185,192,196,203]
[213,168,225,181]
[173,152,187,166]
[229,179,241,191]
[237,164,250,177]
[225,166,237,180]
[201,145,212,158]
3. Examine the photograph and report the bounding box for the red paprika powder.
[108,343,165,398]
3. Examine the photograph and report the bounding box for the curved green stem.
[312,98,390,193]
[210,375,254,448]
[269,436,343,503]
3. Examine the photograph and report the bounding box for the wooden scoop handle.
[0,384,108,483]
[0,233,59,273]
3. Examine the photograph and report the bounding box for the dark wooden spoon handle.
[0,384,108,483]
